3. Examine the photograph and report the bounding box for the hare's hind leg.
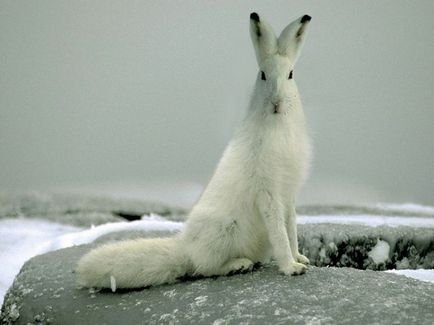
[194,257,254,277]
[186,217,254,277]
[219,258,254,275]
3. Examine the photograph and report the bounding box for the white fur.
[76,13,312,289]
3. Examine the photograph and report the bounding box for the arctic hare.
[76,12,312,289]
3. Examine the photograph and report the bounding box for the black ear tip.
[250,12,260,22]
[301,14,312,23]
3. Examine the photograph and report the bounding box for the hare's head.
[250,13,311,114]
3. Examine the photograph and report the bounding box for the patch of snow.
[386,269,434,284]
[368,240,390,264]
[8,303,20,321]
[41,214,183,251]
[319,247,326,259]
[328,242,337,251]
[0,216,182,305]
[395,257,410,269]
[0,219,81,304]
[375,203,434,214]
[298,215,434,228]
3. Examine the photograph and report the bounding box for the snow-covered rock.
[298,224,434,270]
[1,244,433,325]
[367,240,390,264]
[1,193,434,324]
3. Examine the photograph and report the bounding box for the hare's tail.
[76,236,191,289]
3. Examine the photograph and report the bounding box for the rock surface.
[1,195,434,324]
[0,192,187,226]
[298,224,434,270]
[297,204,434,218]
[2,242,434,325]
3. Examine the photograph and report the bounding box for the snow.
[368,240,390,264]
[43,214,182,251]
[0,215,182,305]
[0,219,81,303]
[386,269,434,284]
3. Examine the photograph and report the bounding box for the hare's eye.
[261,71,266,81]
[288,70,293,80]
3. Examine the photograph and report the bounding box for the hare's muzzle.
[272,100,283,114]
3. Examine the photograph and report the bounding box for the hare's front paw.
[295,254,310,265]
[279,262,307,276]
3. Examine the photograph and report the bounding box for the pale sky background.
[1,1,433,207]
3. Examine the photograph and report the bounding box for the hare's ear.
[278,15,312,63]
[250,13,277,65]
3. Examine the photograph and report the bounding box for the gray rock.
[0,192,187,227]
[298,224,434,270]
[2,243,434,325]
[1,196,433,324]
[297,204,434,218]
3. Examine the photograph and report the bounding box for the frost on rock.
[194,295,208,307]
[1,244,434,324]
[1,198,434,323]
[6,303,19,322]
[298,224,434,270]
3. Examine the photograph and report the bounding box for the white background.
[1,1,433,205]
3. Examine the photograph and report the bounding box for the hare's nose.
[272,100,281,114]
[271,99,280,107]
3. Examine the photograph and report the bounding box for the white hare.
[76,12,313,289]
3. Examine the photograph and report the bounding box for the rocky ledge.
[1,240,434,325]
[1,195,433,324]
